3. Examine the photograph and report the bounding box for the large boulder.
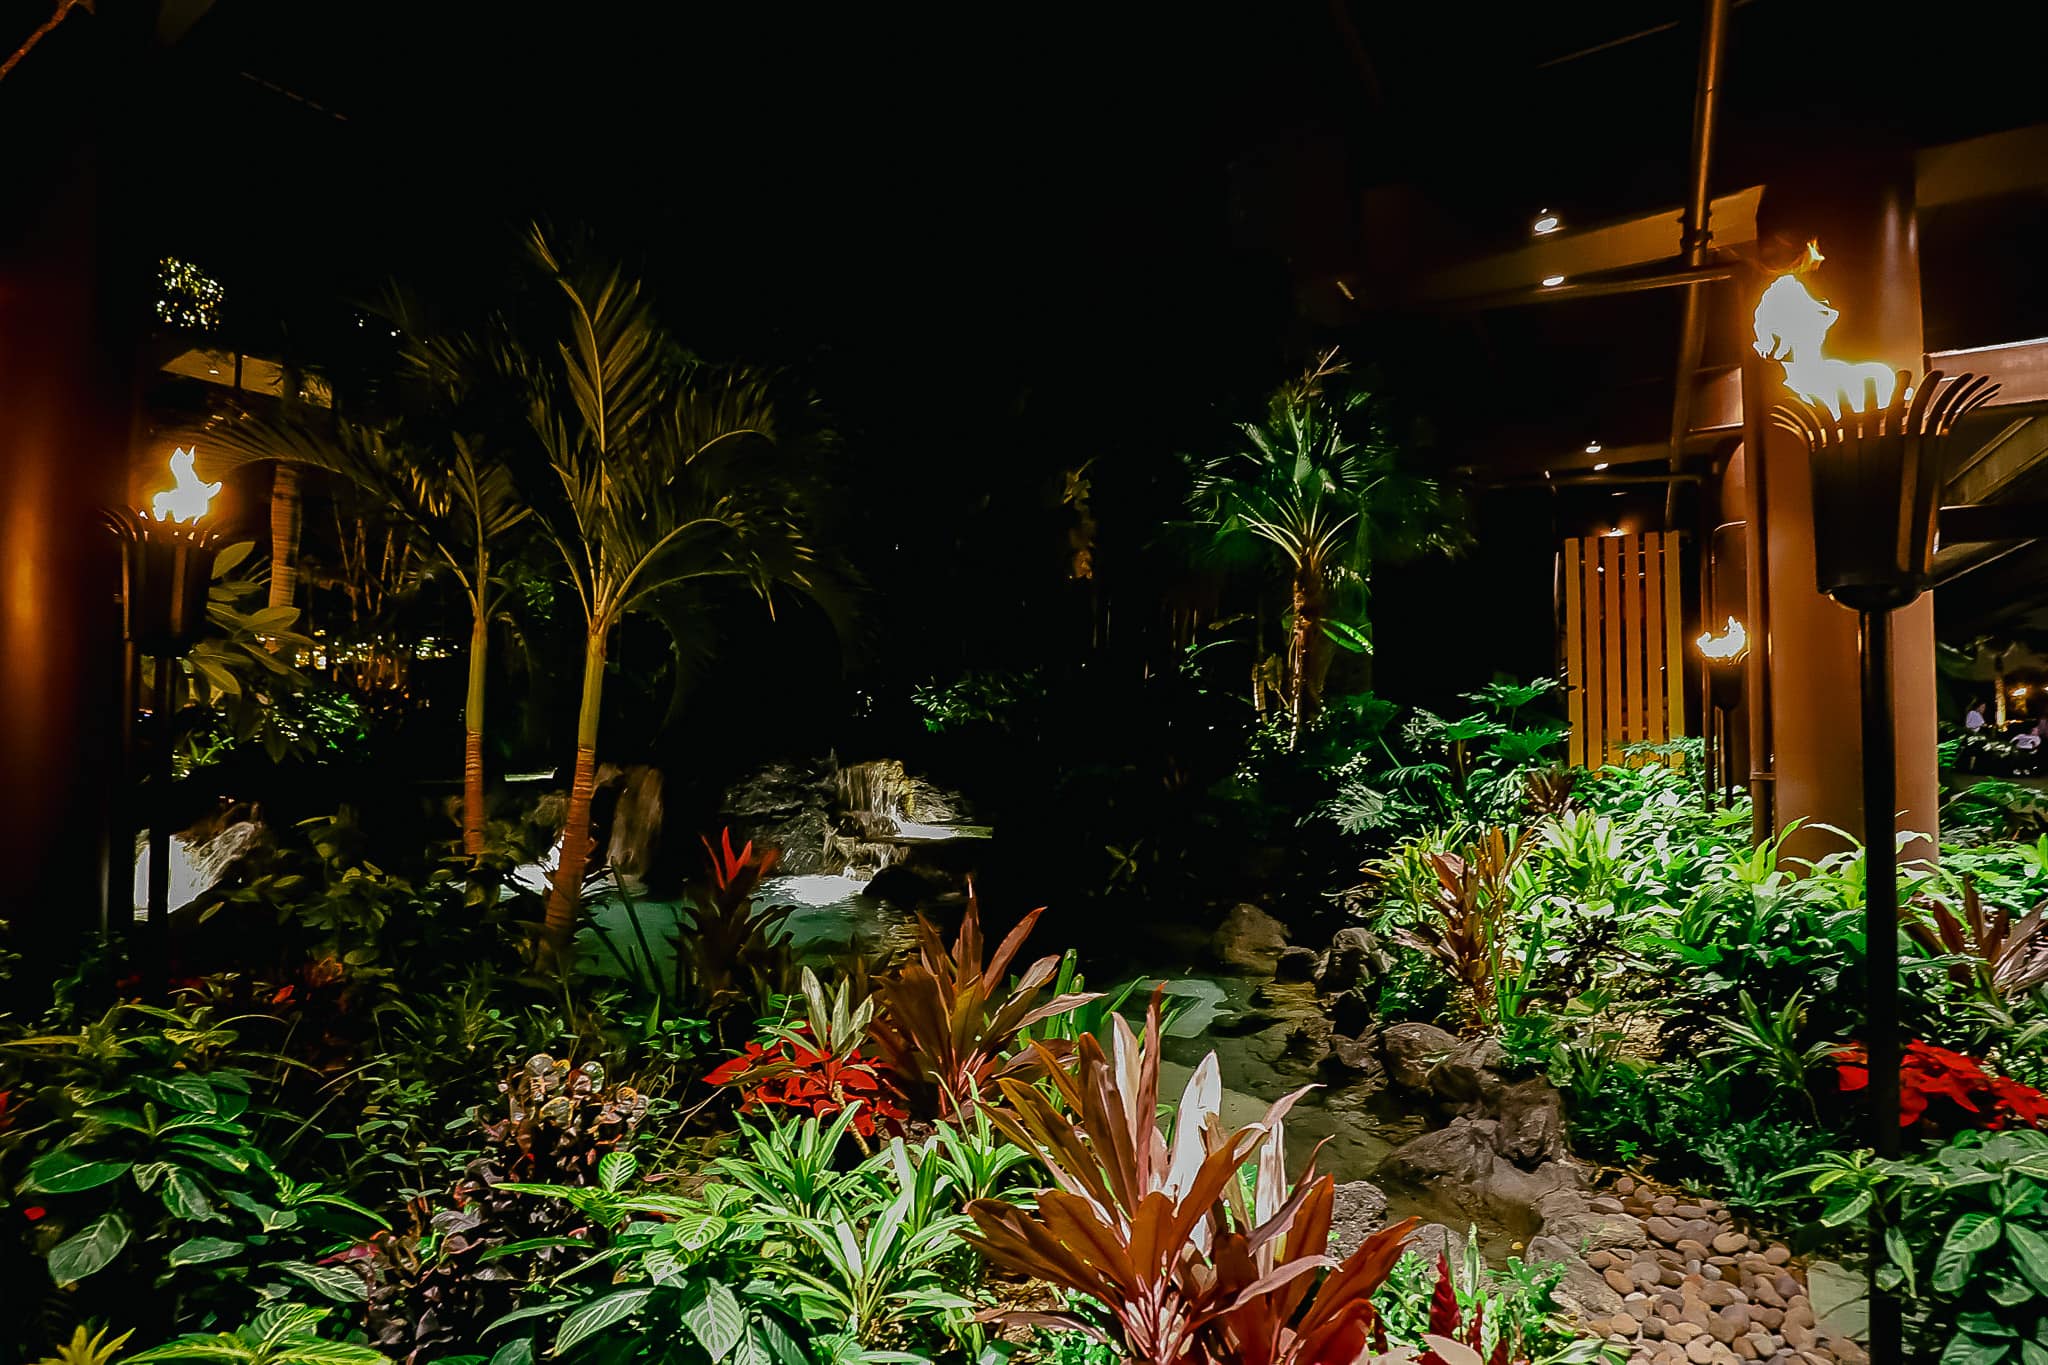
[1491,1077,1568,1165]
[1274,946,1320,982]
[1376,1117,1575,1227]
[1381,1021,1458,1093]
[1323,1030,1386,1083]
[1405,1222,1468,1268]
[1430,1035,1509,1111]
[1211,903,1290,971]
[1316,926,1392,994]
[1326,1180,1391,1260]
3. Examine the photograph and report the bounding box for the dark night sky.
[97,1,2048,742]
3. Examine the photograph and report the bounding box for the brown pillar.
[1755,148,1939,863]
[0,7,149,956]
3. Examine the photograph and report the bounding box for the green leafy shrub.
[1791,1128,2048,1361]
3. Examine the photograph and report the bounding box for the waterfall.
[132,821,262,918]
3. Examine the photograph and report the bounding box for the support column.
[1755,147,1938,864]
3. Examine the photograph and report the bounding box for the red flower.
[22,1206,46,1222]
[1838,1040,2046,1131]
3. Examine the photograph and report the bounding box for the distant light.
[1605,526,1625,537]
[388,329,399,338]
[1542,275,1566,288]
[1585,441,1602,454]
[206,367,220,376]
[1593,462,1610,472]
[1533,212,1561,236]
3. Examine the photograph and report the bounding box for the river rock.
[1381,1021,1459,1092]
[1212,903,1290,970]
[1430,1035,1510,1109]
[1326,1179,1390,1259]
[1492,1077,1568,1164]
[1324,1031,1386,1080]
[1316,926,1390,993]
[1274,946,1320,982]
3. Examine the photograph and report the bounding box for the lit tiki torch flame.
[1751,242,1900,416]
[150,447,221,524]
[1696,616,1747,661]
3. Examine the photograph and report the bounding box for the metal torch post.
[1858,607,1903,1362]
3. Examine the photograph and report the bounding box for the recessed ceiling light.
[1585,441,1602,454]
[1542,274,1566,288]
[1533,212,1561,235]
[1594,462,1610,471]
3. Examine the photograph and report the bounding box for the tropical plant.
[1182,349,1462,741]
[206,401,530,858]
[35,1324,134,1365]
[1372,1244,1615,1365]
[964,996,1419,1364]
[708,1106,875,1222]
[865,900,1097,1119]
[1788,1128,2048,1362]
[1906,877,2048,1006]
[511,230,834,937]
[1698,989,1837,1120]
[121,1305,388,1365]
[767,1138,978,1345]
[1390,827,1530,1027]
[1833,1040,2048,1132]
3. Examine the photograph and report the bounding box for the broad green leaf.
[1937,1333,2006,1365]
[2007,1221,2048,1296]
[135,1073,221,1113]
[1990,1275,2036,1307]
[168,1236,242,1266]
[670,1208,729,1253]
[1821,1190,1873,1227]
[2020,1340,2048,1365]
[21,1151,132,1194]
[48,1212,131,1283]
[1886,1225,1916,1296]
[488,1341,536,1365]
[681,1281,744,1363]
[252,1337,386,1365]
[123,1338,259,1364]
[597,1151,637,1194]
[279,1260,368,1303]
[161,1168,218,1221]
[1936,1212,2002,1292]
[554,1288,656,1355]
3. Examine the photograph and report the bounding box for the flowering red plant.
[705,1033,907,1138]
[1837,1040,2048,1130]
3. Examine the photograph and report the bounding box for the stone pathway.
[1576,1177,1868,1365]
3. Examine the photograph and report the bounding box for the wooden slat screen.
[1560,531,1687,767]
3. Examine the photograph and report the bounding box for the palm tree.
[205,416,528,858]
[1183,350,1462,743]
[514,229,830,940]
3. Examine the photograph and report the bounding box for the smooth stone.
[1646,1216,1684,1244]
[1667,1323,1704,1343]
[1764,1245,1791,1265]
[1591,1196,1627,1214]
[1606,1267,1637,1294]
[1687,1337,1717,1364]
[1714,1232,1747,1254]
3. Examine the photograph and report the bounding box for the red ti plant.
[866,897,1099,1119]
[1836,1040,2048,1131]
[964,993,1418,1364]
[1906,877,2048,1005]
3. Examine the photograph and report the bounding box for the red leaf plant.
[1836,1040,2048,1130]
[704,1034,908,1138]
[964,992,1418,1365]
[866,896,1100,1119]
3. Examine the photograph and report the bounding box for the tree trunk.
[544,629,609,940]
[269,463,301,612]
[462,608,488,858]
[1288,579,1313,748]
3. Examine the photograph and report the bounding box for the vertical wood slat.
[1583,537,1605,765]
[1622,533,1644,755]
[1643,532,1667,745]
[1663,530,1685,765]
[1564,541,1585,768]
[1602,534,1624,766]
[1560,530,1689,770]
